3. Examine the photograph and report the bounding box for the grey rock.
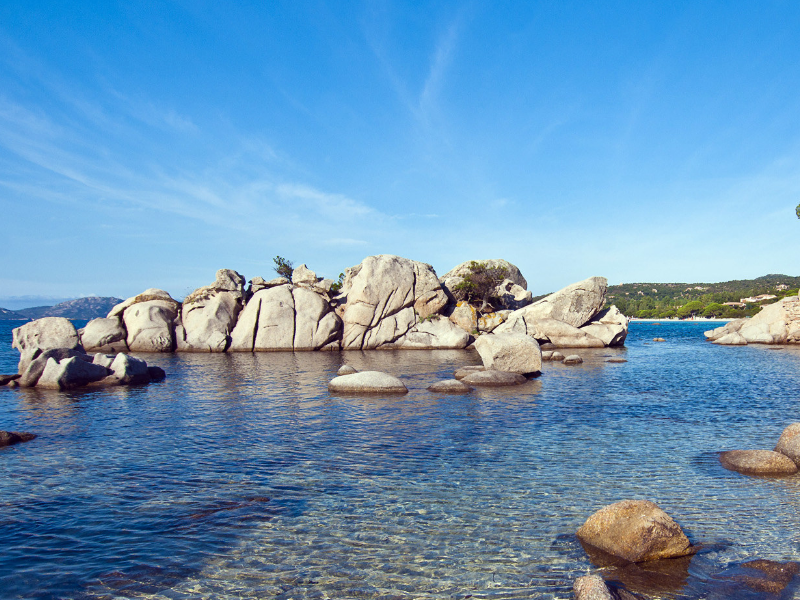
[706,296,800,344]
[497,278,532,310]
[37,356,110,389]
[712,331,747,346]
[328,371,408,394]
[551,351,565,362]
[292,264,317,286]
[460,370,527,386]
[427,379,472,393]
[576,499,695,563]
[499,317,605,348]
[393,317,470,349]
[501,276,607,329]
[340,255,448,349]
[80,317,128,353]
[108,288,177,318]
[563,355,583,365]
[109,353,150,384]
[580,306,629,347]
[719,450,798,476]
[439,259,528,291]
[449,301,478,333]
[19,348,88,387]
[124,298,179,352]
[337,365,358,376]
[12,317,82,372]
[474,332,542,374]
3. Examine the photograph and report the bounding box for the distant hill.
[0,297,123,321]
[607,274,800,319]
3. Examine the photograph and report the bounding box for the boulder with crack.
[176,269,246,352]
[109,289,180,352]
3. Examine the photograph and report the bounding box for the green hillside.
[607,274,800,319]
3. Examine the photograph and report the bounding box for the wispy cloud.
[418,20,460,120]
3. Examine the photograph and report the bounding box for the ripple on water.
[1,322,800,598]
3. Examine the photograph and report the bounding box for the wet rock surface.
[0,431,36,448]
[719,450,798,476]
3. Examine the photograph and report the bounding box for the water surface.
[1,321,800,599]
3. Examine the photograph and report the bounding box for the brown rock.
[719,450,798,476]
[775,423,800,458]
[576,499,695,563]
[573,574,613,600]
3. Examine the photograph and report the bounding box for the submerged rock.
[719,450,798,476]
[0,431,36,448]
[573,575,613,600]
[328,371,408,394]
[453,365,485,380]
[460,370,527,387]
[563,355,583,365]
[427,379,471,393]
[576,499,695,563]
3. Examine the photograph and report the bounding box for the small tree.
[330,272,345,293]
[273,256,293,279]
[796,203,800,219]
[452,261,509,313]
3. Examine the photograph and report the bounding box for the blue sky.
[1,1,800,304]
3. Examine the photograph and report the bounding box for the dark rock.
[0,431,36,448]
[147,366,166,381]
[0,374,21,386]
[606,358,628,363]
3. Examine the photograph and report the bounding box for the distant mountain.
[0,297,123,321]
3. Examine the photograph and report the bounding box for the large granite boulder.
[177,269,246,352]
[12,317,82,373]
[109,289,180,352]
[328,371,408,394]
[719,450,798,476]
[392,318,470,349]
[18,348,87,387]
[775,423,800,464]
[474,332,542,374]
[580,306,629,347]
[449,301,478,333]
[706,296,800,345]
[497,317,605,348]
[576,500,695,563]
[79,317,128,353]
[229,284,341,351]
[440,259,527,291]
[37,355,111,390]
[502,276,607,330]
[338,255,448,350]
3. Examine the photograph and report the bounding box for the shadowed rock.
[719,450,798,476]
[563,355,583,365]
[337,365,357,376]
[453,365,485,380]
[475,331,541,374]
[0,431,36,448]
[0,374,21,386]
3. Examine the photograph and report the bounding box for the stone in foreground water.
[719,450,798,476]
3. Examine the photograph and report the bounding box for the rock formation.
[705,296,800,345]
[474,332,542,374]
[176,269,246,352]
[109,288,180,352]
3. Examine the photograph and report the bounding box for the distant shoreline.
[630,318,734,323]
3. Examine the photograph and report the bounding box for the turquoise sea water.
[1,321,800,599]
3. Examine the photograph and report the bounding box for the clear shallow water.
[1,321,800,599]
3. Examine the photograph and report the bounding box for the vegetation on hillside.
[607,274,800,319]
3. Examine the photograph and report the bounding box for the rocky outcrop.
[576,500,695,563]
[338,255,451,350]
[79,317,128,353]
[176,269,245,352]
[22,349,161,390]
[328,371,408,394]
[12,317,82,373]
[719,450,798,476]
[474,332,542,374]
[705,296,800,345]
[229,284,341,351]
[493,277,624,348]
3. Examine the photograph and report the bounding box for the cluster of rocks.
[4,317,165,390]
[572,499,800,599]
[705,295,800,345]
[718,423,800,476]
[41,255,627,357]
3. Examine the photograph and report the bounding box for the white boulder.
[392,317,470,349]
[12,317,82,372]
[474,332,542,374]
[328,371,408,394]
[503,276,607,329]
[80,317,128,353]
[37,355,109,390]
[579,305,628,347]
